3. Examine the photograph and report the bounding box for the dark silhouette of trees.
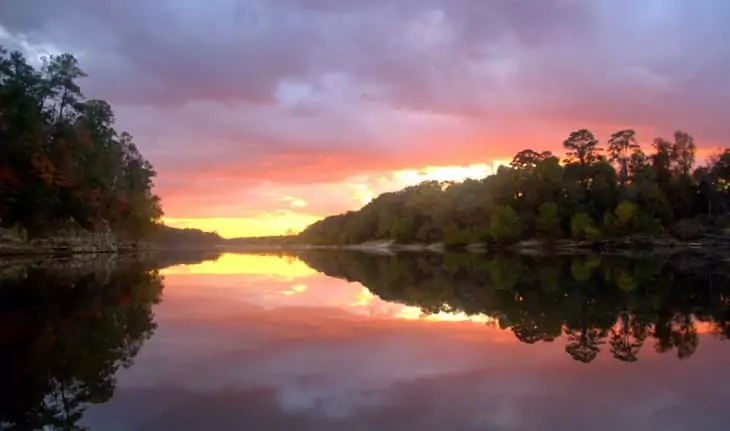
[608,129,639,186]
[0,258,164,430]
[296,251,730,364]
[298,128,730,247]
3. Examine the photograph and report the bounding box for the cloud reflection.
[80,254,730,430]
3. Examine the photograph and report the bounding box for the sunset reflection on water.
[80,252,730,430]
[160,253,501,325]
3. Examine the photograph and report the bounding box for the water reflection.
[0,256,167,430]
[296,251,730,363]
[3,251,730,430]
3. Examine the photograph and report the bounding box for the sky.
[1,0,729,237]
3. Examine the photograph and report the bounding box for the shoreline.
[3,235,729,258]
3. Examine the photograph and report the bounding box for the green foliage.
[571,212,601,241]
[443,222,471,246]
[615,272,638,292]
[535,202,561,239]
[297,125,730,246]
[488,205,522,243]
[0,47,161,241]
[602,213,619,238]
[614,201,637,227]
[634,213,663,235]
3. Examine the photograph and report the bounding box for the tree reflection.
[609,312,647,363]
[0,257,164,430]
[298,250,730,364]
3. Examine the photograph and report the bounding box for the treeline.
[154,225,224,248]
[0,47,161,241]
[297,251,730,363]
[226,234,299,247]
[299,129,730,246]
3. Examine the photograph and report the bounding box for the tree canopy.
[0,47,161,241]
[299,128,730,246]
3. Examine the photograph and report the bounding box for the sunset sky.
[1,1,728,237]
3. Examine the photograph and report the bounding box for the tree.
[563,129,602,167]
[614,201,638,230]
[488,205,522,243]
[672,130,696,177]
[535,202,561,239]
[571,212,601,241]
[607,129,639,186]
[296,125,730,247]
[510,149,552,170]
[0,47,162,244]
[651,137,674,191]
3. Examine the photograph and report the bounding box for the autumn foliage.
[0,47,162,239]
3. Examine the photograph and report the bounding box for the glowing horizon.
[162,161,512,237]
[3,1,727,238]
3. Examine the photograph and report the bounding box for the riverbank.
[222,235,730,256]
[4,232,730,258]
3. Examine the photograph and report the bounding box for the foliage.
[488,205,522,243]
[0,47,161,241]
[570,213,601,241]
[535,202,561,239]
[298,126,730,247]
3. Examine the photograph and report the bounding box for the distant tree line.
[299,129,730,246]
[0,47,161,241]
[298,251,730,363]
[154,225,224,248]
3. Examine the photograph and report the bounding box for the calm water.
[3,251,730,430]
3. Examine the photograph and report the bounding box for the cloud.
[1,0,729,224]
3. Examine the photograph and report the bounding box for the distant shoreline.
[3,234,730,258]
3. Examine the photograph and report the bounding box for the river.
[2,251,730,430]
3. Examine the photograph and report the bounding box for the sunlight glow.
[395,307,499,324]
[393,161,510,186]
[161,253,317,279]
[163,213,319,238]
[281,283,309,296]
[351,287,376,307]
[165,160,511,237]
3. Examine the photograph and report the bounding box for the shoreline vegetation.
[0,47,164,254]
[0,48,224,256]
[225,128,730,255]
[292,129,730,252]
[3,46,730,257]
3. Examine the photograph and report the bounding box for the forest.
[299,129,730,247]
[297,251,730,364]
[0,46,162,243]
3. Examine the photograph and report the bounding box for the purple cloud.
[1,0,728,218]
